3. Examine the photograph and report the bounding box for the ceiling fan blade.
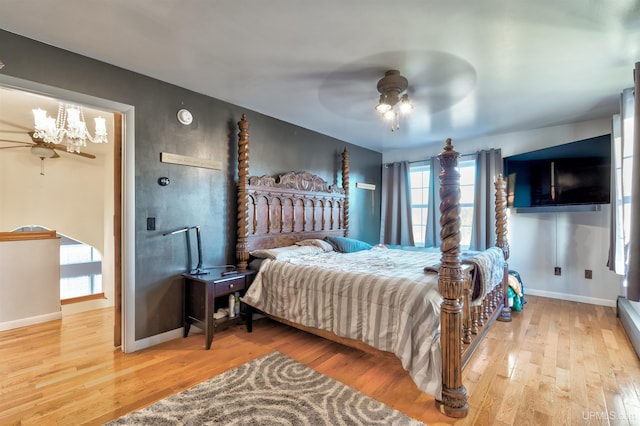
[51,144,96,159]
[0,145,30,150]
[0,129,32,134]
[0,138,32,146]
[52,150,60,159]
[71,151,96,159]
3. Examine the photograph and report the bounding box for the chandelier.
[374,70,413,131]
[32,103,108,153]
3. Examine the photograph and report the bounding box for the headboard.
[235,114,350,269]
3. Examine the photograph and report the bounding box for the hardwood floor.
[1,295,639,425]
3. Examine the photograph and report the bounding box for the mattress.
[242,246,448,398]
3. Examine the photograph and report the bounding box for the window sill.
[61,293,106,305]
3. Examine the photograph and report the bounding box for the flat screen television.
[504,135,611,210]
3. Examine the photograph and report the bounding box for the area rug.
[106,351,425,425]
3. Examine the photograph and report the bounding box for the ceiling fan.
[0,132,96,175]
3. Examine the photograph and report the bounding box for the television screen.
[554,158,610,205]
[504,135,611,209]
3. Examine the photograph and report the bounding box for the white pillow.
[295,238,334,252]
[250,244,323,260]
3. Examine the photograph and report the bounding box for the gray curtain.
[380,162,414,246]
[627,62,640,301]
[470,148,502,250]
[424,156,441,247]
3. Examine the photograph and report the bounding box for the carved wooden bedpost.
[437,138,468,418]
[236,114,250,270]
[342,148,350,237]
[495,173,512,322]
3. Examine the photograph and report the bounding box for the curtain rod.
[401,152,475,166]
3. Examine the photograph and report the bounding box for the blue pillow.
[324,236,372,253]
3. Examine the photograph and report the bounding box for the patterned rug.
[106,351,425,425]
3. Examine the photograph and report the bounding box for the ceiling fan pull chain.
[40,157,45,176]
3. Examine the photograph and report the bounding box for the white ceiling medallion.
[177,108,193,125]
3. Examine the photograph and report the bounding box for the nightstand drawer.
[214,276,245,296]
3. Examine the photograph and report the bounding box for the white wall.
[0,137,115,314]
[382,118,624,306]
[0,236,61,330]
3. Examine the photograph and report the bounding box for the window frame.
[59,236,103,301]
[408,161,431,247]
[408,156,476,249]
[458,157,476,251]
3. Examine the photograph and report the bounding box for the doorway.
[0,76,132,349]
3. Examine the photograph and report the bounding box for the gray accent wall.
[0,29,382,340]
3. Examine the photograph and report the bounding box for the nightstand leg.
[206,311,214,350]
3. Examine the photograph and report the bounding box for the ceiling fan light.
[375,95,391,113]
[399,94,413,114]
[30,145,56,158]
[383,110,396,121]
[375,70,412,131]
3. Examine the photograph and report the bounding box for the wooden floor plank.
[1,295,640,425]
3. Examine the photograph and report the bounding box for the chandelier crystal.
[32,103,108,153]
[375,70,413,131]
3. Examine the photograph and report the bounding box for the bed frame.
[234,114,511,418]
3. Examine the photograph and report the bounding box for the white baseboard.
[0,311,62,332]
[525,288,616,307]
[130,327,185,352]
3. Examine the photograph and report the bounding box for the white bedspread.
[242,246,446,399]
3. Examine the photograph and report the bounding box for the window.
[409,157,476,249]
[60,236,103,300]
[409,162,430,246]
[612,87,634,278]
[458,158,476,250]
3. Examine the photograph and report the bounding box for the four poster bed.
[234,114,511,418]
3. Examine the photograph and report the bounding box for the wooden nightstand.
[182,268,255,349]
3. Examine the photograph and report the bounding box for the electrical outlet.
[585,269,592,279]
[554,267,561,276]
[146,217,156,231]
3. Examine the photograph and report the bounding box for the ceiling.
[0,1,638,153]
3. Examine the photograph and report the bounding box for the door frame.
[0,74,136,352]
